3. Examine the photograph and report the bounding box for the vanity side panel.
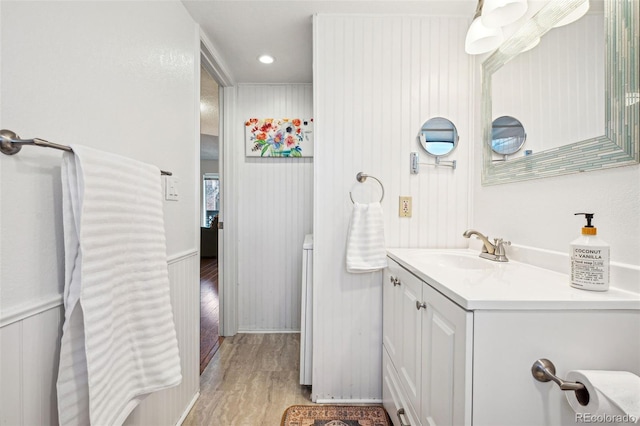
[473,310,640,426]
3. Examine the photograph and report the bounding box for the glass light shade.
[465,16,504,55]
[481,0,528,28]
[553,1,589,28]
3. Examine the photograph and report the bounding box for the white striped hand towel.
[346,202,388,273]
[57,145,181,426]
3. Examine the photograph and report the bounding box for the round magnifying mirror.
[418,117,459,157]
[491,116,527,155]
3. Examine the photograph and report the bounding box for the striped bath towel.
[346,202,388,273]
[57,145,181,425]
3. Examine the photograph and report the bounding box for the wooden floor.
[183,333,312,425]
[200,257,223,373]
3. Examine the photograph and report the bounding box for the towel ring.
[349,172,384,204]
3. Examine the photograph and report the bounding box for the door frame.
[200,31,238,336]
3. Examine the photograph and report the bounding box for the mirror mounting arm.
[410,152,457,174]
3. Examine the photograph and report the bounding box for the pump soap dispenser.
[570,213,610,291]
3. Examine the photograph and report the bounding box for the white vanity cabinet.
[383,259,472,426]
[384,249,640,426]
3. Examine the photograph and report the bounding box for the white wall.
[0,1,200,424]
[233,84,314,332]
[313,14,471,402]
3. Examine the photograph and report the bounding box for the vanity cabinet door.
[383,259,423,424]
[419,284,472,426]
[395,266,424,416]
[383,261,403,366]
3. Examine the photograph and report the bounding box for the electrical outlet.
[399,196,412,217]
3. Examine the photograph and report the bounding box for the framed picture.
[245,118,313,157]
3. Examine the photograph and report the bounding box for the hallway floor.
[201,257,222,373]
[183,333,312,425]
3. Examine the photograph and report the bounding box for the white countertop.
[386,248,640,311]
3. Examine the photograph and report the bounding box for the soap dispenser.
[570,213,610,291]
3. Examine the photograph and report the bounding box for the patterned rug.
[281,405,391,426]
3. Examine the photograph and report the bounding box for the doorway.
[199,63,222,373]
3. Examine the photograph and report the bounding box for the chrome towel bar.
[1,129,172,176]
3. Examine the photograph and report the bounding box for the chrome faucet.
[463,229,510,262]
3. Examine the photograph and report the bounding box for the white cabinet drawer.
[383,346,418,426]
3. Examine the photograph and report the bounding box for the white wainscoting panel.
[125,251,200,425]
[0,252,199,426]
[0,305,63,426]
[235,84,314,332]
[312,15,471,401]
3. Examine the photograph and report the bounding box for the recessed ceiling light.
[258,55,275,64]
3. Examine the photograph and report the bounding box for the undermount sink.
[422,251,499,270]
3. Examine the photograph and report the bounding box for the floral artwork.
[245,118,313,157]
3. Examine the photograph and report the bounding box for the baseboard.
[237,329,301,334]
[175,391,200,425]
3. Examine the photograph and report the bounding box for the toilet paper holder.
[531,359,585,391]
[532,359,593,398]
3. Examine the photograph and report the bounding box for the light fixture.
[481,0,528,29]
[465,0,504,55]
[258,54,275,64]
[553,0,589,28]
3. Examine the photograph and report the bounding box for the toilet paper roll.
[565,370,640,423]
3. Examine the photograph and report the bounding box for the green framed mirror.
[481,0,639,185]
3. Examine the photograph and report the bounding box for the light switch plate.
[165,176,179,201]
[399,196,412,217]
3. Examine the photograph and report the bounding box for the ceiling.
[181,1,477,84]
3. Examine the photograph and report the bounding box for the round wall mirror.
[490,116,527,155]
[418,117,459,157]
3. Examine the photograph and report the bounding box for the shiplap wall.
[235,84,314,332]
[313,15,471,402]
[492,14,604,157]
[0,252,200,426]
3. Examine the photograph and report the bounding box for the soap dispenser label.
[570,245,610,290]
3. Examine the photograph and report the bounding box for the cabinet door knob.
[397,408,411,426]
[416,301,427,310]
[389,276,401,286]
